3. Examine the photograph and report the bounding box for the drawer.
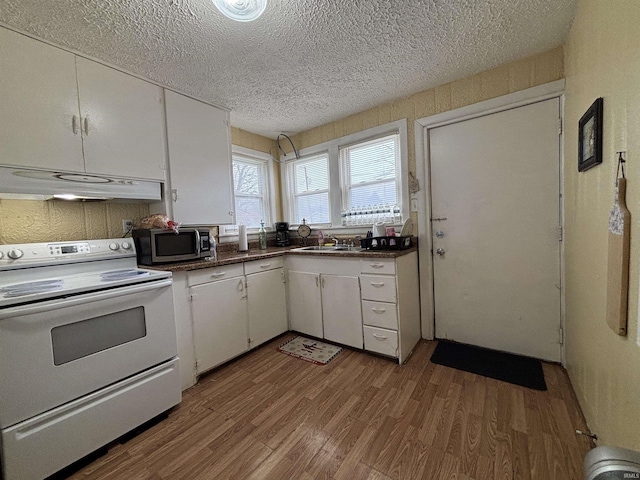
[187,263,244,286]
[360,275,397,303]
[363,326,398,358]
[360,258,396,275]
[244,256,284,275]
[362,300,398,330]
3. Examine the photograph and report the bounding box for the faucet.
[329,234,340,246]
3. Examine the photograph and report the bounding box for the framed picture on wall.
[578,97,603,172]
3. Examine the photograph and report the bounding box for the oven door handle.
[0,279,173,319]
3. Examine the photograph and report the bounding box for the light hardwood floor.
[69,335,593,479]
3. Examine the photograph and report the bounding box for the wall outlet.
[122,219,133,234]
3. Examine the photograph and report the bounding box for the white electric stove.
[0,238,181,480]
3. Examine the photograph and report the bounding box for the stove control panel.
[0,238,137,269]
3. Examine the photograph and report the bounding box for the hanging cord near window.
[277,134,300,160]
[616,151,626,179]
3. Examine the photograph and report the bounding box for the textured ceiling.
[0,0,576,139]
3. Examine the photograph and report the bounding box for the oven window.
[155,232,196,256]
[51,307,147,365]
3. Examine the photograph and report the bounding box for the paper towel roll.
[238,224,248,251]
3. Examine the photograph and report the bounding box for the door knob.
[436,248,445,256]
[435,231,444,238]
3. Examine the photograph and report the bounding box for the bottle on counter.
[317,230,324,246]
[258,220,267,250]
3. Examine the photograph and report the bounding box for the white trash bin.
[584,446,640,480]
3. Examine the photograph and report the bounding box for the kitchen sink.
[292,245,365,253]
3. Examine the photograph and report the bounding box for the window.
[286,153,331,225]
[282,119,408,228]
[232,147,273,228]
[340,133,401,226]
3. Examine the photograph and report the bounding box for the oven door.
[0,279,177,429]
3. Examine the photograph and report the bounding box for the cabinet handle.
[210,272,226,278]
[371,307,386,313]
[171,189,178,202]
[370,263,385,268]
[315,275,319,287]
[370,282,385,287]
[237,279,244,291]
[71,115,79,134]
[321,277,325,288]
[259,263,271,269]
[372,333,388,340]
[83,117,89,135]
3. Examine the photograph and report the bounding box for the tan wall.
[0,200,149,244]
[283,47,564,229]
[564,0,640,450]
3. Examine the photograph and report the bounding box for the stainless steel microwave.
[132,228,211,265]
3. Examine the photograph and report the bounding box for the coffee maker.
[275,222,291,246]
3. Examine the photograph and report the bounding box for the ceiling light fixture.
[212,0,266,22]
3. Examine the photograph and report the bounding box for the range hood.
[0,167,162,202]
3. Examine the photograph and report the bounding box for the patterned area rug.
[278,336,342,365]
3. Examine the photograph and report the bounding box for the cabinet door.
[76,57,166,180]
[165,90,234,225]
[247,269,287,348]
[190,277,248,374]
[322,275,363,349]
[287,271,323,338]
[0,27,84,171]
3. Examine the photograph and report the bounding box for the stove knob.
[109,242,120,251]
[8,249,24,259]
[121,241,131,250]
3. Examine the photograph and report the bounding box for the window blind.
[287,153,330,225]
[339,133,401,225]
[233,155,270,228]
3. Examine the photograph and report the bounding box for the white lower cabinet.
[360,252,421,363]
[321,275,363,349]
[286,257,363,349]
[187,258,287,377]
[287,271,323,338]
[190,275,248,374]
[247,268,288,349]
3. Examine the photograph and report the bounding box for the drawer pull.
[259,263,271,268]
[371,307,387,313]
[370,282,385,287]
[211,272,226,278]
[372,333,388,340]
[370,263,385,268]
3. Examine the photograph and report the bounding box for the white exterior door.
[430,98,561,361]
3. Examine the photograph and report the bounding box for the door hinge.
[189,293,196,302]
[559,327,564,345]
[558,118,563,135]
[558,225,563,242]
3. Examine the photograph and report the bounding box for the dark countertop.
[144,244,418,272]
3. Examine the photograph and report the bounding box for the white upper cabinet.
[0,27,84,172]
[0,27,166,181]
[165,90,234,225]
[76,58,166,180]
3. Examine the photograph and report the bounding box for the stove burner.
[0,279,64,297]
[100,269,150,282]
